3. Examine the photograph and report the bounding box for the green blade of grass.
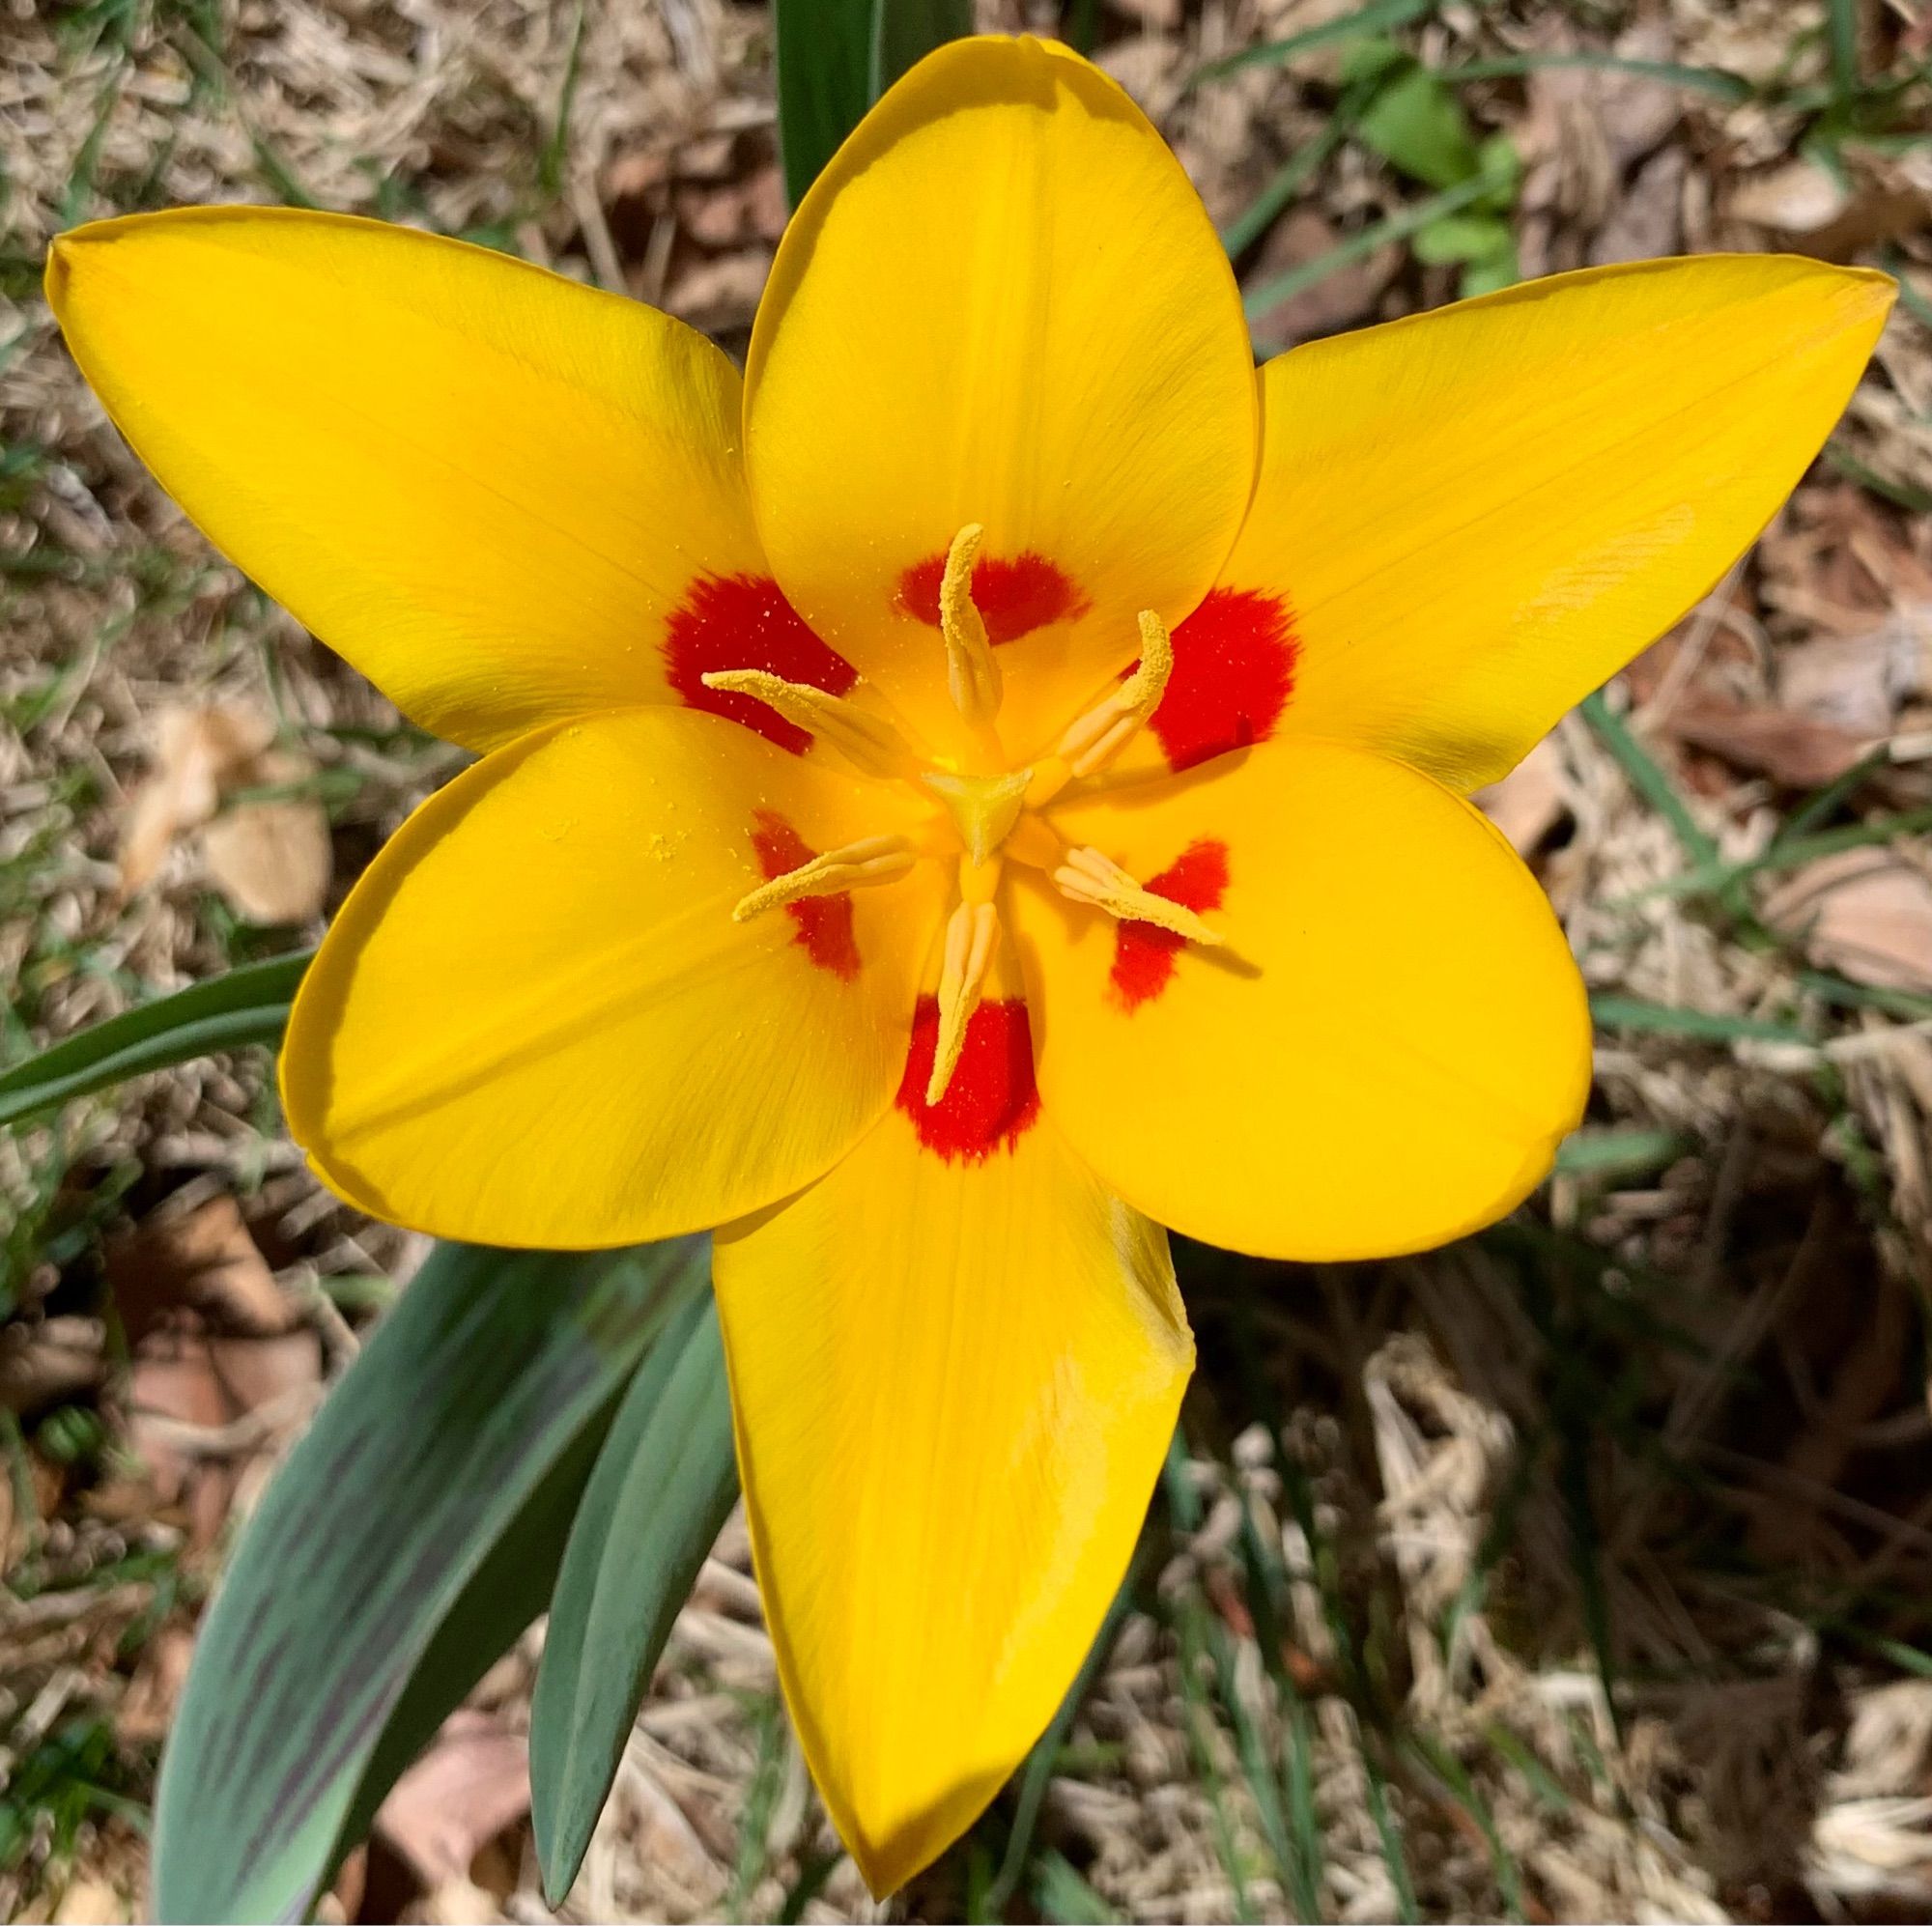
[1554,1127,1694,1180]
[537,1,589,200]
[1577,690,1719,867]
[1220,114,1355,260]
[1362,1758,1419,1923]
[1588,993,1812,1047]
[1233,1494,1324,1922]
[1826,0,1861,106]
[1405,1733,1525,1921]
[1437,51,1751,104]
[0,950,311,1130]
[1825,443,1932,515]
[1189,0,1440,86]
[1775,746,1892,846]
[1242,169,1498,322]
[1640,803,1932,904]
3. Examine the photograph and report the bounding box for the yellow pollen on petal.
[1052,844,1224,947]
[925,892,1002,1106]
[939,523,1003,730]
[700,669,920,779]
[731,834,919,923]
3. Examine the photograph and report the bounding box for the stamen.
[1053,609,1176,781]
[732,835,918,922]
[1051,845,1225,947]
[701,669,918,780]
[939,524,1003,728]
[926,894,1002,1105]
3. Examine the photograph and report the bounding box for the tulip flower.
[46,31,1889,1893]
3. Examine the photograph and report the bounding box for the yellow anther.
[732,835,918,923]
[926,897,1002,1106]
[701,670,920,780]
[1051,845,1224,947]
[939,524,1003,728]
[1051,609,1175,781]
[923,767,1031,865]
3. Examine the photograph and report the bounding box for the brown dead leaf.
[1781,613,1932,737]
[50,1878,128,1925]
[601,147,668,203]
[1764,848,1932,995]
[1728,158,1932,260]
[667,248,770,332]
[1476,736,1570,854]
[1664,694,1876,788]
[120,705,330,921]
[119,702,270,895]
[127,1326,322,1546]
[375,1709,531,1889]
[672,162,786,248]
[115,1624,195,1746]
[0,1317,104,1416]
[1246,208,1397,351]
[201,773,333,926]
[1729,158,1850,234]
[108,1195,298,1345]
[1589,145,1685,265]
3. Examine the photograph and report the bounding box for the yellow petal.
[745,36,1258,758]
[1134,257,1890,791]
[714,1015,1190,1894]
[1010,744,1590,1260]
[47,209,767,752]
[282,707,945,1245]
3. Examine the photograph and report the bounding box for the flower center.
[711,524,1224,1101]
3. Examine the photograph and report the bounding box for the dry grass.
[5,0,1932,1920]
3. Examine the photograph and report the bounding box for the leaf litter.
[5,0,1932,1920]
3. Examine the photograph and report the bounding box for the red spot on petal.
[895,551,1088,644]
[896,995,1040,1160]
[1110,838,1230,1012]
[751,809,860,981]
[1150,588,1298,773]
[665,573,856,754]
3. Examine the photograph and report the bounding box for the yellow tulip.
[47,32,1890,1894]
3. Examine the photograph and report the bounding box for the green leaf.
[776,0,870,209]
[0,950,310,1131]
[1188,0,1443,87]
[151,1235,711,1924]
[868,0,971,102]
[1410,210,1512,265]
[775,0,971,208]
[530,1289,739,1904]
[1356,61,1482,190]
